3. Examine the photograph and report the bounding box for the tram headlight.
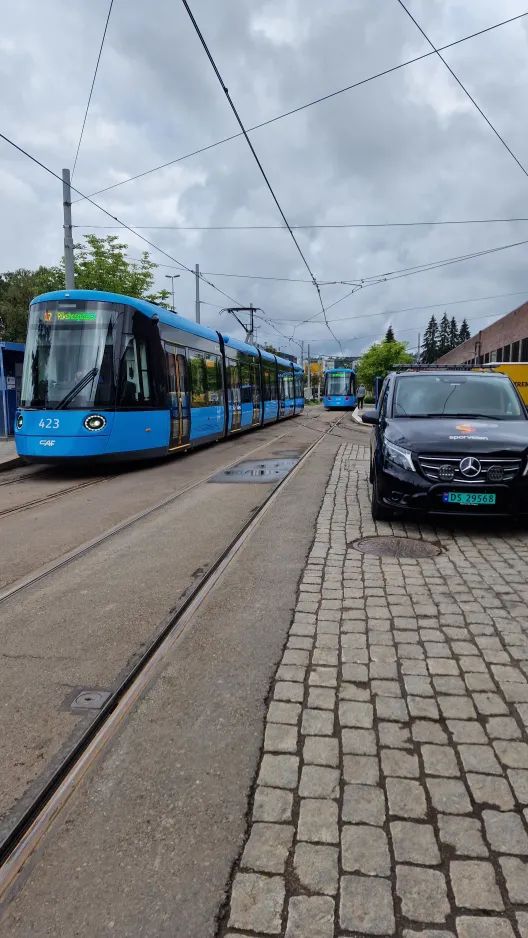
[84,414,107,431]
[16,413,23,430]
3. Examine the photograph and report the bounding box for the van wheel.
[371,473,393,521]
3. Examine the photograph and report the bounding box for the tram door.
[165,343,191,449]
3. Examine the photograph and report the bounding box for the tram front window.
[21,301,120,409]
[325,372,351,396]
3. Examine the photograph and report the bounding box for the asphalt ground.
[0,408,367,918]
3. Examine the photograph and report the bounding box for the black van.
[362,366,528,521]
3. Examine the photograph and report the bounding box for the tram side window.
[262,367,273,401]
[204,353,223,404]
[226,358,240,404]
[119,337,152,407]
[240,360,252,404]
[188,349,207,406]
[251,361,261,402]
[269,364,278,400]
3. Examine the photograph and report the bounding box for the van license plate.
[442,492,496,505]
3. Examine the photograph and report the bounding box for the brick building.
[436,299,528,365]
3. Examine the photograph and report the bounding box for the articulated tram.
[15,290,304,463]
[322,367,357,409]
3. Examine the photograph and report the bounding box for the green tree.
[438,313,451,357]
[263,343,281,355]
[0,266,64,342]
[356,340,413,390]
[73,234,170,305]
[449,316,459,350]
[421,316,438,363]
[385,324,395,342]
[0,235,170,343]
[459,318,471,343]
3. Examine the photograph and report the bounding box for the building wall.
[437,301,528,365]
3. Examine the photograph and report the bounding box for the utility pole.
[300,341,304,369]
[165,274,180,310]
[307,344,312,400]
[62,168,75,289]
[245,303,255,344]
[195,263,201,323]
[417,333,421,363]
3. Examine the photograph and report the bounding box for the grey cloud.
[1,0,528,358]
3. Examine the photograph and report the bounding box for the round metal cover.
[351,536,441,558]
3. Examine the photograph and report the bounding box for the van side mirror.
[361,410,379,425]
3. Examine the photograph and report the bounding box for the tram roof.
[31,290,221,344]
[32,290,302,370]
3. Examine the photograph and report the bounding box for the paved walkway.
[0,437,20,470]
[220,442,528,938]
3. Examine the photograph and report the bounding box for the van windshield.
[393,374,524,419]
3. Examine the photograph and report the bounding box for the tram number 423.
[39,418,60,429]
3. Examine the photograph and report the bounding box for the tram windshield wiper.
[55,368,99,410]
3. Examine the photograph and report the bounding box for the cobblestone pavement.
[219,441,528,938]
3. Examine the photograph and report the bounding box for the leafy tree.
[0,266,64,342]
[0,235,170,343]
[73,235,170,305]
[263,343,281,355]
[449,317,459,350]
[437,313,451,357]
[385,324,395,342]
[421,316,438,363]
[356,340,413,390]
[458,318,471,343]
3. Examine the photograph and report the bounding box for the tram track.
[0,414,339,605]
[0,411,345,905]
[0,476,112,518]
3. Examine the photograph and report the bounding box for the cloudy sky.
[2,0,528,359]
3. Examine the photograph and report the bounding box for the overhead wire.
[70,10,528,204]
[262,288,528,326]
[71,0,114,179]
[126,235,528,287]
[0,131,245,310]
[179,0,341,351]
[395,0,528,182]
[75,216,528,231]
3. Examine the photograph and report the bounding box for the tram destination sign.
[43,310,97,323]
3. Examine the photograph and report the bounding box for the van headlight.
[16,413,23,430]
[384,440,415,473]
[84,414,106,431]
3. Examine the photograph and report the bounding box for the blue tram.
[14,290,304,463]
[322,368,356,409]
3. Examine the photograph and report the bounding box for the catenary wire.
[71,0,114,179]
[71,10,528,204]
[179,0,341,350]
[124,236,528,287]
[75,216,528,231]
[260,289,528,326]
[0,131,245,310]
[395,0,528,182]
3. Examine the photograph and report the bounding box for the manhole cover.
[210,458,298,483]
[351,536,441,558]
[69,689,112,712]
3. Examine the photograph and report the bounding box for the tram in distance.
[322,367,357,409]
[14,289,305,463]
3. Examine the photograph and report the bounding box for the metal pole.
[307,344,312,400]
[171,283,175,310]
[62,168,75,289]
[246,303,254,344]
[417,333,421,363]
[195,263,201,323]
[300,341,304,368]
[0,348,8,438]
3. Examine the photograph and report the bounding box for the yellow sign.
[492,363,528,405]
